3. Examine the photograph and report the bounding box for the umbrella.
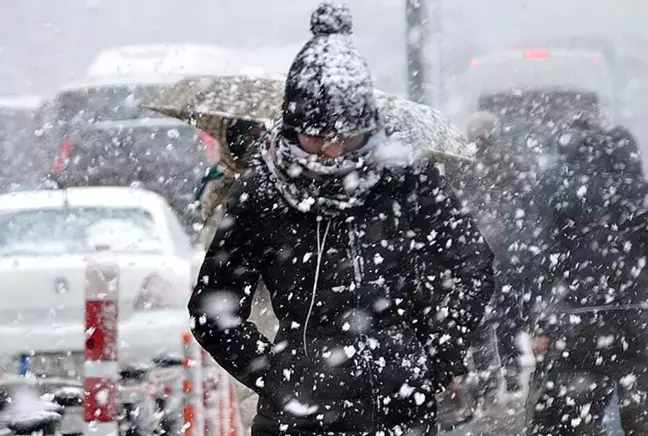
[140,74,473,167]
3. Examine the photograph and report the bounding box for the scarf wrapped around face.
[261,123,384,215]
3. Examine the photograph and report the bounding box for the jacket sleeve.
[188,173,273,394]
[409,162,496,385]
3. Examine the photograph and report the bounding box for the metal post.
[428,0,444,108]
[406,0,443,107]
[84,249,120,436]
[406,0,428,104]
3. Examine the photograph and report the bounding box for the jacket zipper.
[360,335,380,425]
[303,218,331,357]
[347,220,364,285]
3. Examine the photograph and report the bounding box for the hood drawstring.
[303,218,332,357]
[348,221,364,286]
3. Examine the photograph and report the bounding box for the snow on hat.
[282,1,379,138]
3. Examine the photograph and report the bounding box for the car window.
[0,206,163,255]
[56,122,209,231]
[41,84,164,144]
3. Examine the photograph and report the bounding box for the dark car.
[38,80,167,145]
[51,117,217,235]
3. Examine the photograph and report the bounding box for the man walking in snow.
[524,117,648,435]
[188,2,495,435]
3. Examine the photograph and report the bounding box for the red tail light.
[469,59,480,69]
[524,49,550,60]
[53,137,76,174]
[135,274,173,311]
[198,131,218,161]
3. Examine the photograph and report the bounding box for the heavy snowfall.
[1,1,647,436]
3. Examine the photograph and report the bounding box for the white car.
[84,43,298,82]
[0,187,205,377]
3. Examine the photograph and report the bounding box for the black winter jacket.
[518,125,648,334]
[188,153,495,436]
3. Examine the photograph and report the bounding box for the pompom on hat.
[282,1,379,139]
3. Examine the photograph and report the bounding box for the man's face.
[297,133,366,159]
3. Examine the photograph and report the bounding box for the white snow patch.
[398,383,415,398]
[596,335,615,348]
[284,399,319,416]
[343,345,356,358]
[620,374,637,389]
[95,389,109,406]
[576,185,587,198]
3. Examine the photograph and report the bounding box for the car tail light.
[198,131,218,161]
[134,274,173,311]
[53,137,76,174]
[524,49,550,60]
[469,59,479,69]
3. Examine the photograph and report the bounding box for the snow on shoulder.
[371,129,428,169]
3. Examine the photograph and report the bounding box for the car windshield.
[0,206,162,255]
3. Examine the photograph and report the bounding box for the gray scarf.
[261,123,384,215]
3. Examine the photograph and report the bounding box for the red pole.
[84,249,119,436]
[183,332,204,436]
[202,350,220,436]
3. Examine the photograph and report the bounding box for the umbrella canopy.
[141,74,473,166]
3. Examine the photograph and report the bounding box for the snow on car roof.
[78,43,299,90]
[86,44,241,80]
[0,187,168,213]
[0,95,43,110]
[58,76,188,91]
[81,116,189,131]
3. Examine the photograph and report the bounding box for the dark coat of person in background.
[523,117,648,436]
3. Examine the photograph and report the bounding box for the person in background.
[523,116,648,435]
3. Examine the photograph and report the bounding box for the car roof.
[57,77,180,92]
[0,95,43,110]
[86,44,244,82]
[65,43,298,93]
[78,116,190,132]
[0,187,169,213]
